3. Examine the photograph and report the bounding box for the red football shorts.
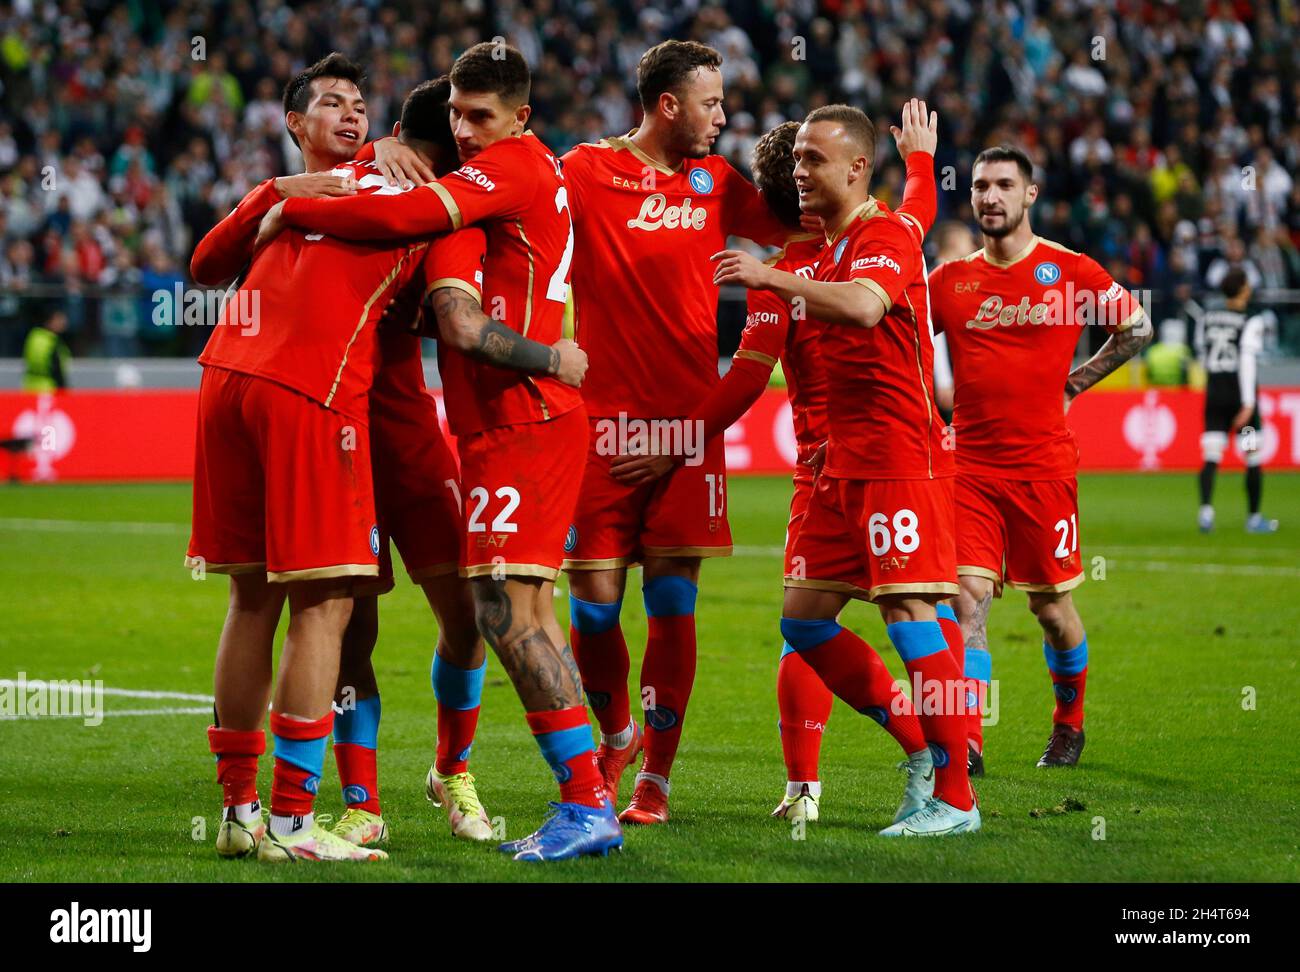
[457,406,588,581]
[360,377,464,596]
[187,366,379,583]
[563,417,733,570]
[783,468,816,576]
[785,474,959,602]
[955,474,1084,595]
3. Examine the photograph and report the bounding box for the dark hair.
[973,144,1034,183]
[1220,266,1249,299]
[400,76,457,172]
[636,40,723,112]
[751,121,802,228]
[450,42,530,106]
[282,53,366,148]
[804,104,876,166]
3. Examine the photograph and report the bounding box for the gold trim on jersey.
[1035,237,1082,258]
[898,211,924,239]
[735,348,778,368]
[268,564,381,583]
[430,182,463,231]
[866,581,961,600]
[765,231,822,268]
[903,291,935,479]
[462,562,560,581]
[825,197,881,246]
[642,544,733,559]
[326,246,423,409]
[979,234,1041,268]
[1007,572,1085,594]
[422,278,482,304]
[854,277,894,315]
[605,131,679,175]
[783,576,873,601]
[957,564,1003,582]
[1113,307,1142,332]
[562,556,637,571]
[515,219,536,336]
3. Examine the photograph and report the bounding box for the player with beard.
[558,40,789,825]
[927,146,1151,770]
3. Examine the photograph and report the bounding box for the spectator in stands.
[22,306,71,392]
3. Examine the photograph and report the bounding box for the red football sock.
[640,614,698,779]
[777,649,834,782]
[937,608,976,743]
[269,710,333,819]
[333,743,380,814]
[798,626,927,756]
[937,610,965,685]
[207,726,265,808]
[570,622,632,737]
[435,702,481,777]
[888,621,972,811]
[525,707,606,808]
[1050,669,1088,730]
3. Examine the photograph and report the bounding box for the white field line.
[0,517,187,535]
[731,545,1300,577]
[0,682,213,703]
[0,707,210,721]
[0,681,213,722]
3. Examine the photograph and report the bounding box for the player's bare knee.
[1028,592,1073,640]
[643,556,701,585]
[471,578,538,651]
[567,567,625,605]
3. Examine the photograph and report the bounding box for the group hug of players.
[185,38,1152,862]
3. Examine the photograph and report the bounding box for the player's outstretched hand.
[550,338,588,387]
[274,172,358,198]
[610,452,676,485]
[254,200,287,254]
[890,98,938,160]
[372,136,436,188]
[711,249,771,289]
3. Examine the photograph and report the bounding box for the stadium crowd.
[1,0,1298,359]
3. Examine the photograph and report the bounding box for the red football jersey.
[734,235,829,465]
[929,235,1142,479]
[199,160,483,423]
[282,133,580,435]
[561,133,787,419]
[815,197,952,481]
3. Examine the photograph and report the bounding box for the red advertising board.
[1,387,1297,483]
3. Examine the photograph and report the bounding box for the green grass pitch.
[1,473,1296,883]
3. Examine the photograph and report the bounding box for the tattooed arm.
[427,286,587,386]
[1064,316,1154,407]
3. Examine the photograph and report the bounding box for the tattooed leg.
[471,576,583,711]
[956,576,994,652]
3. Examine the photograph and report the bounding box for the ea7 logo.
[851,255,901,274]
[453,165,496,192]
[50,902,152,952]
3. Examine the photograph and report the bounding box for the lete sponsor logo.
[626,193,708,231]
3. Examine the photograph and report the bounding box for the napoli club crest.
[369,525,381,556]
[564,524,578,553]
[833,238,849,265]
[688,167,714,193]
[1034,261,1061,285]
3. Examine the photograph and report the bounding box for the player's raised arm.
[891,99,939,240]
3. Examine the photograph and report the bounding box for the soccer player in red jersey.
[268,44,623,861]
[714,103,979,836]
[191,60,583,862]
[613,102,945,826]
[557,40,789,825]
[928,145,1151,770]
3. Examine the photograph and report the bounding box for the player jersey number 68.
[869,508,920,556]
